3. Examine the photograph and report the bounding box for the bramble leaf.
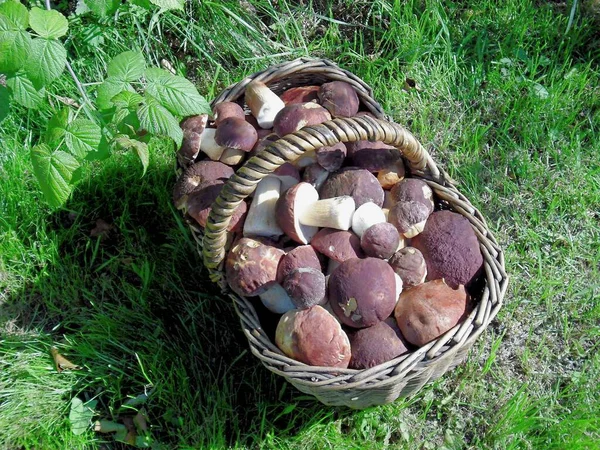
[149,0,184,10]
[31,143,80,208]
[97,77,135,110]
[83,0,120,17]
[107,51,146,82]
[0,85,9,122]
[65,119,102,159]
[0,17,32,73]
[6,71,44,108]
[69,397,97,435]
[29,7,68,39]
[137,95,183,146]
[144,68,211,116]
[111,90,144,109]
[115,135,149,176]
[26,38,67,89]
[0,0,29,29]
[45,108,71,146]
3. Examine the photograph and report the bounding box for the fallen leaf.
[120,417,137,445]
[94,420,127,433]
[90,219,113,238]
[160,59,176,75]
[56,96,81,108]
[70,397,97,435]
[403,78,422,92]
[51,346,81,373]
[133,408,148,432]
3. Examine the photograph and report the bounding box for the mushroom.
[360,222,401,260]
[225,237,285,297]
[346,140,402,172]
[410,210,483,289]
[219,147,246,166]
[249,132,279,158]
[258,283,296,314]
[318,81,360,118]
[316,142,346,172]
[245,81,286,129]
[178,114,208,166]
[348,318,410,369]
[394,279,469,346]
[186,179,247,232]
[243,163,300,239]
[277,245,322,283]
[213,102,245,126]
[215,117,258,153]
[280,85,320,104]
[275,305,351,368]
[275,182,319,244]
[273,102,331,137]
[319,167,385,207]
[282,267,327,309]
[388,247,427,288]
[310,228,364,264]
[377,159,406,190]
[351,202,387,238]
[199,128,227,161]
[388,200,431,238]
[302,163,330,191]
[172,160,234,209]
[292,150,318,168]
[390,178,435,214]
[329,257,397,328]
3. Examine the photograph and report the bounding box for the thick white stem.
[243,177,284,238]
[245,82,285,129]
[199,128,226,160]
[351,202,387,237]
[298,196,355,230]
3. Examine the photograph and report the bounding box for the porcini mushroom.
[280,85,320,104]
[390,178,435,214]
[316,142,346,172]
[186,180,247,232]
[215,117,258,153]
[172,160,234,209]
[199,128,227,161]
[178,114,208,166]
[276,245,322,283]
[213,102,245,126]
[346,140,401,172]
[377,159,406,190]
[388,200,431,238]
[273,102,331,137]
[348,318,410,369]
[351,202,387,238]
[360,222,401,260]
[318,81,360,118]
[258,283,296,314]
[302,163,330,190]
[310,228,364,264]
[388,247,427,287]
[245,81,286,129]
[282,267,327,309]
[320,167,385,207]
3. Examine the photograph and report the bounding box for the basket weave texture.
[187,58,508,409]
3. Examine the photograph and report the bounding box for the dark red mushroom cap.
[213,102,245,126]
[388,247,427,287]
[280,85,320,104]
[310,228,364,262]
[360,222,401,259]
[277,245,322,283]
[390,178,435,214]
[283,267,327,309]
[186,179,247,232]
[225,237,285,297]
[316,142,347,172]
[319,167,385,207]
[172,160,234,209]
[346,140,402,172]
[329,257,397,328]
[410,210,483,289]
[348,318,410,369]
[388,200,431,238]
[318,81,360,118]
[215,117,258,151]
[178,114,208,166]
[273,102,331,137]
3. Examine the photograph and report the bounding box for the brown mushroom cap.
[346,140,402,172]
[388,247,427,287]
[302,163,330,190]
[275,305,351,368]
[273,102,331,137]
[225,237,285,297]
[277,245,322,283]
[186,179,247,232]
[411,210,483,289]
[178,114,208,166]
[213,102,245,126]
[318,81,360,118]
[310,228,364,262]
[388,200,431,238]
[390,178,435,214]
[348,318,410,369]
[329,257,397,328]
[319,167,385,207]
[215,117,258,151]
[280,85,320,104]
[394,279,469,346]
[316,142,347,172]
[172,160,234,209]
[283,267,327,309]
[360,222,401,259]
[377,160,406,190]
[275,182,319,244]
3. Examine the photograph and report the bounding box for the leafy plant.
[0,0,209,207]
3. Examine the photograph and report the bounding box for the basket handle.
[202,115,440,270]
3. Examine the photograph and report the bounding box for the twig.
[566,0,578,35]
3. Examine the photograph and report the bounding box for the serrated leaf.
[31,143,79,207]
[75,0,91,15]
[86,134,111,161]
[26,38,67,89]
[138,95,183,146]
[144,68,211,117]
[96,77,134,110]
[45,108,71,146]
[149,0,184,10]
[0,85,9,122]
[0,0,29,29]
[69,397,97,436]
[6,72,44,108]
[65,119,102,159]
[115,135,149,176]
[0,18,32,73]
[28,7,68,39]
[107,51,146,82]
[84,0,120,17]
[131,0,153,8]
[111,90,143,109]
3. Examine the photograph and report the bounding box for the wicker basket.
[186,58,508,409]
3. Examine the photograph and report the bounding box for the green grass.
[1,0,599,448]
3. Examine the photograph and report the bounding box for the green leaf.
[97,77,134,110]
[0,0,29,29]
[45,108,71,146]
[138,95,183,146]
[31,143,80,208]
[6,72,44,108]
[0,18,32,73]
[0,84,9,122]
[144,68,211,117]
[111,90,144,109]
[131,0,153,8]
[25,38,67,89]
[86,134,111,161]
[107,51,146,82]
[115,135,149,176]
[149,0,184,10]
[28,7,68,39]
[84,0,120,17]
[65,119,102,159]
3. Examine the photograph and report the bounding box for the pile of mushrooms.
[174,80,484,370]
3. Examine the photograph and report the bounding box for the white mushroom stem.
[245,81,285,129]
[394,273,404,304]
[404,220,427,238]
[220,147,245,166]
[292,150,317,168]
[297,196,355,230]
[259,283,295,314]
[243,176,284,239]
[351,202,387,237]
[199,128,226,160]
[396,236,406,253]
